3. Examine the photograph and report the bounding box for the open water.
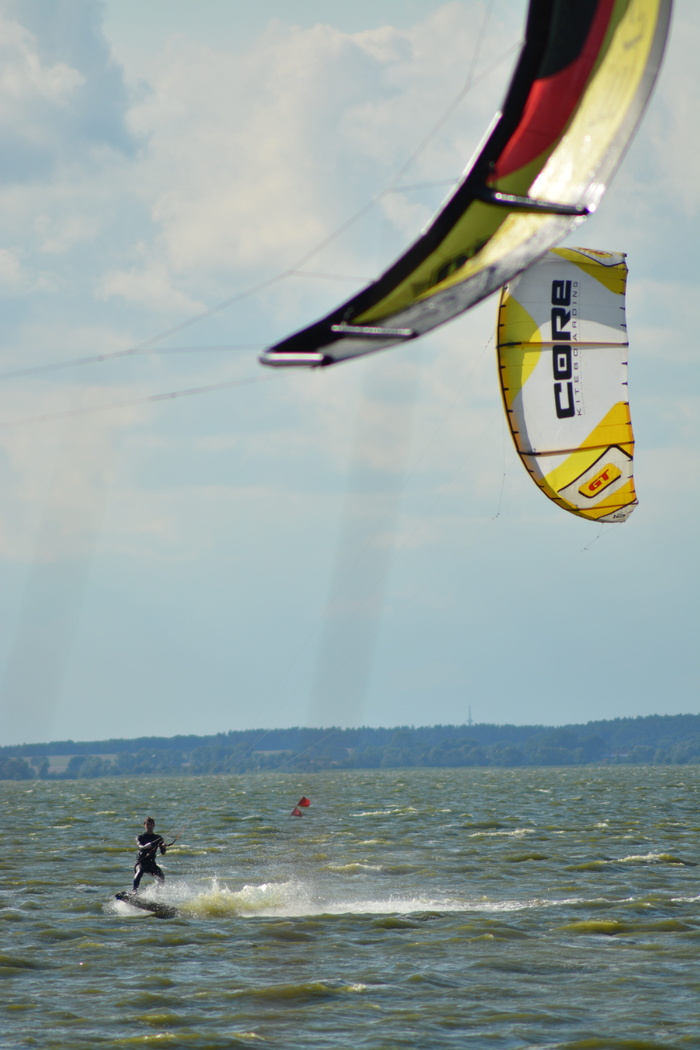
[2,766,700,1049]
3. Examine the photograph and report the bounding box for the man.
[133,816,167,892]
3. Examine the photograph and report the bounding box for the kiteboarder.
[132,816,167,892]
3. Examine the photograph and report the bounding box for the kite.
[260,0,672,370]
[496,247,636,522]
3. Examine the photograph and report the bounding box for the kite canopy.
[260,0,672,370]
[496,247,636,523]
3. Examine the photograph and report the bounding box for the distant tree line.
[1,714,700,780]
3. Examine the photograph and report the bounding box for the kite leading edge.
[259,0,672,370]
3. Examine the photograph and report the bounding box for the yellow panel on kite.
[496,248,637,523]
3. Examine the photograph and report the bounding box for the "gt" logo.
[578,463,622,499]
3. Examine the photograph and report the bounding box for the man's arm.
[138,835,165,856]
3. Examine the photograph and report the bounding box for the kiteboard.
[114,891,177,919]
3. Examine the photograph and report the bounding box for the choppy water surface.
[3,766,700,1048]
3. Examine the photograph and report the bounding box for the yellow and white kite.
[496,247,636,523]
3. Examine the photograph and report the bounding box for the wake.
[106,876,470,919]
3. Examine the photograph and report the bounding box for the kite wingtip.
[259,349,326,368]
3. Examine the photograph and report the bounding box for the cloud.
[0,0,135,182]
[0,248,26,292]
[0,4,527,342]
[0,3,163,342]
[98,257,205,315]
[119,4,515,290]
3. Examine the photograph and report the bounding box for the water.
[2,766,700,1049]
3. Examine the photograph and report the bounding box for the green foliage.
[1,713,699,780]
[0,756,34,780]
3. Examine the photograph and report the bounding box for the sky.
[0,0,696,747]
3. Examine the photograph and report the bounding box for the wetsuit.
[133,831,166,891]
